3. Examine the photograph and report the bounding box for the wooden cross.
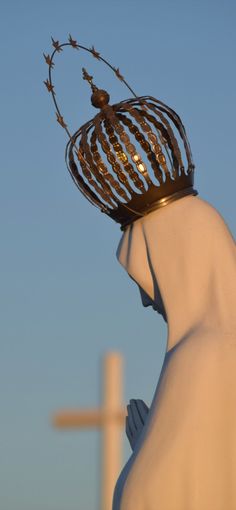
[52,352,127,510]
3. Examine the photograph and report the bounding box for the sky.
[1,1,235,509]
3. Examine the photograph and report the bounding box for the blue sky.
[1,1,235,509]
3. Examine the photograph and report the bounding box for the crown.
[44,36,198,230]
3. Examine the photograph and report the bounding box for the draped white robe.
[113,195,236,510]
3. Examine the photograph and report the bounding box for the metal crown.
[44,36,198,230]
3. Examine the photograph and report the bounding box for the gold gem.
[125,163,133,172]
[107,153,116,164]
[131,153,141,163]
[140,141,150,151]
[109,135,117,144]
[148,133,157,143]
[154,143,162,154]
[157,153,166,164]
[126,143,136,155]
[98,163,107,172]
[120,133,129,143]
[119,173,127,183]
[113,143,122,152]
[115,125,123,135]
[118,152,128,163]
[137,163,146,173]
[135,133,144,142]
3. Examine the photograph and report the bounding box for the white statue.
[44,38,236,508]
[113,194,236,510]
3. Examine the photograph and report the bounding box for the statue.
[44,37,236,509]
[114,194,236,509]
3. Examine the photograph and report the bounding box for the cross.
[52,352,127,510]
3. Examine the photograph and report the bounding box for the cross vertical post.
[101,352,123,510]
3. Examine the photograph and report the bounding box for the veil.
[114,195,236,509]
[117,195,236,352]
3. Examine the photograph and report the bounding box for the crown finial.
[82,67,97,91]
[82,67,110,109]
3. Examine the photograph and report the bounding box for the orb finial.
[82,67,110,109]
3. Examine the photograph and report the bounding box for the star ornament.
[90,45,100,60]
[56,112,67,129]
[82,67,93,83]
[43,53,55,68]
[68,34,78,48]
[51,37,62,52]
[44,79,55,93]
[114,67,124,81]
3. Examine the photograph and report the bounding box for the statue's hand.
[126,399,149,451]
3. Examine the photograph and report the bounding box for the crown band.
[118,186,198,230]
